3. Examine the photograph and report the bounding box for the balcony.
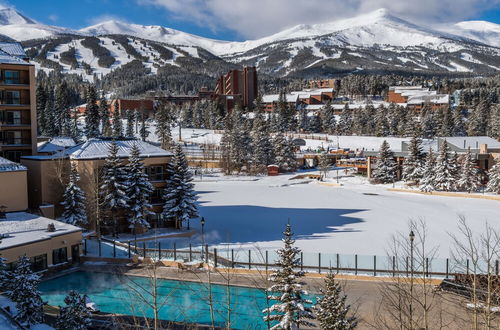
[1,78,30,86]
[0,119,31,127]
[0,98,30,107]
[1,137,31,145]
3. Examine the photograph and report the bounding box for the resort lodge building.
[0,42,37,163]
[21,138,173,234]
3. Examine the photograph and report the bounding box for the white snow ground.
[185,172,499,260]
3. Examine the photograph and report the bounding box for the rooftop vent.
[47,223,56,232]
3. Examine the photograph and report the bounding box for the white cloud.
[137,0,500,39]
[48,14,58,22]
[87,14,130,26]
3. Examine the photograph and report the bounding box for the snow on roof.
[0,49,27,65]
[0,42,26,57]
[389,85,423,91]
[442,136,500,150]
[304,104,325,110]
[262,94,299,103]
[62,138,173,160]
[0,156,26,172]
[407,94,449,105]
[0,212,81,251]
[38,137,76,154]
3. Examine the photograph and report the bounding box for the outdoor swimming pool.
[39,271,316,329]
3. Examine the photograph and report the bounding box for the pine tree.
[228,105,252,172]
[486,159,500,194]
[458,148,481,193]
[420,148,437,192]
[468,100,489,136]
[402,135,424,183]
[55,81,71,136]
[9,256,44,326]
[56,291,92,330]
[99,96,111,137]
[251,98,274,173]
[100,140,129,235]
[85,85,100,138]
[44,89,58,137]
[71,108,83,143]
[320,101,336,134]
[273,132,297,172]
[437,106,453,137]
[315,272,357,330]
[452,106,467,137]
[125,109,135,137]
[36,84,48,135]
[112,108,123,138]
[372,140,397,184]
[61,163,87,226]
[126,143,154,230]
[433,140,458,191]
[0,257,9,291]
[338,104,352,135]
[276,90,292,132]
[263,223,315,329]
[162,145,198,229]
[488,104,500,139]
[140,113,150,141]
[374,105,389,137]
[155,103,173,149]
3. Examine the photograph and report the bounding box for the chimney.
[480,144,488,154]
[47,223,56,232]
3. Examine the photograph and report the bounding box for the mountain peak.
[0,7,36,25]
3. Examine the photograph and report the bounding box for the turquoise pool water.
[39,271,316,329]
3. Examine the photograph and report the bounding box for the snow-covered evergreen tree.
[486,159,500,194]
[263,223,315,329]
[155,103,173,149]
[100,140,129,235]
[162,145,198,229]
[112,107,123,138]
[56,291,92,330]
[452,106,467,137]
[420,148,437,192]
[468,100,489,136]
[140,113,150,141]
[125,109,135,137]
[402,135,424,183]
[458,148,481,193]
[0,257,9,291]
[488,104,500,139]
[9,256,44,326]
[371,140,397,184]
[433,140,458,191]
[315,271,357,330]
[228,105,252,172]
[338,104,352,135]
[61,163,87,226]
[374,105,389,137]
[36,84,48,136]
[55,81,71,136]
[85,85,100,138]
[99,95,111,137]
[126,143,154,229]
[320,102,336,134]
[251,99,274,173]
[273,132,297,172]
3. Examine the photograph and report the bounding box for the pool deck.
[74,263,474,329]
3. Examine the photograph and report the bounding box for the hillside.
[2,7,499,80]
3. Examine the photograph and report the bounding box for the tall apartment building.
[0,42,36,163]
[214,66,257,111]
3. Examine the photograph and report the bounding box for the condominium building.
[0,42,36,162]
[214,66,258,111]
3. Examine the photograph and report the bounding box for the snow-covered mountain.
[0,7,84,41]
[3,6,500,79]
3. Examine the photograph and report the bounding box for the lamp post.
[409,230,415,330]
[200,217,206,261]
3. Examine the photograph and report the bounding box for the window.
[52,247,67,265]
[150,188,163,204]
[148,166,164,181]
[4,131,22,144]
[4,71,20,84]
[4,91,21,105]
[4,150,22,162]
[6,111,21,125]
[31,254,48,272]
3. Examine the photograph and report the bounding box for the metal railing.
[82,239,494,279]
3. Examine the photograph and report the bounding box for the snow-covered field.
[188,172,499,258]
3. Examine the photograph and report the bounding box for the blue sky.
[7,0,500,41]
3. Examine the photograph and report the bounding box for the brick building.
[214,66,258,111]
[0,42,37,163]
[387,86,449,110]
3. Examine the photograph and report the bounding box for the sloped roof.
[0,49,27,65]
[0,212,81,250]
[0,157,26,172]
[62,138,172,160]
[38,137,76,154]
[262,94,299,103]
[442,136,500,150]
[0,42,26,57]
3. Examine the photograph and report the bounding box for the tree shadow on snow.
[192,205,365,245]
